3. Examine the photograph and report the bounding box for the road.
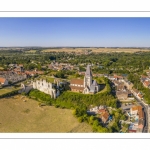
[133,95,148,133]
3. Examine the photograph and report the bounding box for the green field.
[36,76,55,83]
[0,95,93,132]
[25,50,37,53]
[0,87,20,95]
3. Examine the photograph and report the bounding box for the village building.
[123,80,134,90]
[130,105,144,119]
[101,110,110,124]
[0,71,27,84]
[97,108,110,124]
[116,91,129,100]
[70,65,100,94]
[140,75,150,89]
[143,80,150,88]
[0,77,8,86]
[131,88,139,97]
[129,105,144,133]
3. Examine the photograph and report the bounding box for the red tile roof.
[70,79,84,85]
[137,93,143,99]
[132,88,139,94]
[144,81,150,87]
[101,111,109,123]
[131,105,144,119]
[98,109,106,114]
[70,85,84,91]
[0,77,6,83]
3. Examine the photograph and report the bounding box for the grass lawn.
[0,95,93,133]
[0,87,20,95]
[37,76,55,83]
[67,75,84,80]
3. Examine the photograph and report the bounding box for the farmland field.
[0,95,93,132]
[41,48,150,53]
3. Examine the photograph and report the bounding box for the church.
[70,65,100,94]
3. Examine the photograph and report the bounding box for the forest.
[0,50,150,75]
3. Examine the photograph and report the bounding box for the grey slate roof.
[85,65,92,77]
[92,80,98,86]
[90,85,95,93]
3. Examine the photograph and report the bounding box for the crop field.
[41,48,84,53]
[0,95,93,132]
[41,48,150,53]
[25,50,37,53]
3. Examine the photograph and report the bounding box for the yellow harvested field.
[0,95,93,133]
[25,50,37,53]
[41,48,150,53]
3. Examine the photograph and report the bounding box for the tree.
[78,117,83,123]
[55,71,65,78]
[89,116,95,125]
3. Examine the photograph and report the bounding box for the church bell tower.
[84,65,92,88]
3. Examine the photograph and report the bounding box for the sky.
[0,17,150,47]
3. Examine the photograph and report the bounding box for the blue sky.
[0,18,150,47]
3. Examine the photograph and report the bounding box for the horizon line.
[0,46,150,48]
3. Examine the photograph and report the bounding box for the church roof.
[70,79,84,85]
[89,80,98,93]
[92,80,98,86]
[89,84,96,93]
[85,65,92,77]
[70,85,84,91]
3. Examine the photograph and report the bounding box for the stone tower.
[84,65,92,88]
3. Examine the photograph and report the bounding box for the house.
[113,80,120,86]
[89,106,99,114]
[128,123,138,133]
[131,88,143,100]
[13,65,24,73]
[88,105,106,115]
[137,93,143,100]
[100,110,110,124]
[108,76,115,81]
[143,80,150,88]
[113,75,124,81]
[116,83,126,91]
[97,109,106,114]
[0,71,27,84]
[70,65,100,94]
[123,80,134,90]
[131,88,139,96]
[130,105,144,119]
[116,91,129,100]
[129,105,144,133]
[140,75,148,83]
[0,77,8,86]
